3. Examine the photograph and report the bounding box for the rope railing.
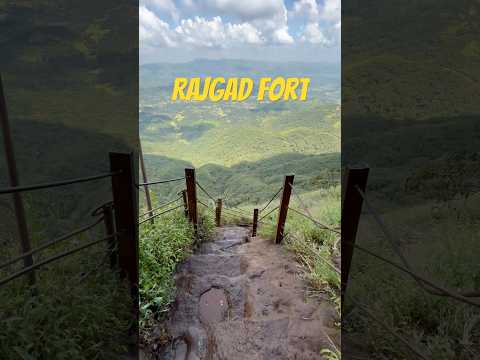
[286,232,340,275]
[288,183,340,235]
[352,185,480,305]
[259,186,283,213]
[0,232,119,287]
[139,204,184,225]
[0,170,121,195]
[223,206,250,217]
[349,241,480,308]
[350,298,429,359]
[258,205,279,222]
[136,176,184,187]
[139,196,182,218]
[0,216,105,270]
[222,208,249,219]
[196,181,217,203]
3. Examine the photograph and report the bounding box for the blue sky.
[140,0,340,63]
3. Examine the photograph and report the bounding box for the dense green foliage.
[139,208,215,344]
[140,60,340,167]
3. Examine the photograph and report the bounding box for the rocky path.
[157,226,339,359]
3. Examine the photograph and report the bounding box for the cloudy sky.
[140,0,340,63]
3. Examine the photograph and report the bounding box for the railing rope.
[0,233,118,287]
[139,143,154,224]
[0,171,122,195]
[260,186,283,213]
[136,176,184,187]
[138,204,184,225]
[0,215,105,271]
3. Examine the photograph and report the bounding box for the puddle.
[199,288,228,325]
[173,338,188,360]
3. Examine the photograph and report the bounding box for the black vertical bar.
[252,208,259,237]
[215,198,222,227]
[109,152,138,288]
[341,166,369,305]
[275,175,294,244]
[185,168,198,230]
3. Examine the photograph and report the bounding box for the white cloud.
[320,0,340,22]
[140,5,178,47]
[291,0,340,46]
[272,27,294,44]
[227,23,264,45]
[300,22,329,45]
[205,0,286,21]
[140,11,266,49]
[141,0,179,22]
[175,16,226,47]
[291,0,319,20]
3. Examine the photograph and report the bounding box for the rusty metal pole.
[215,198,222,227]
[185,168,198,231]
[252,208,259,237]
[139,142,154,224]
[0,74,35,287]
[275,175,294,244]
[181,189,188,218]
[341,166,369,306]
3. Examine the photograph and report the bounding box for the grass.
[344,194,480,359]
[139,205,215,347]
[258,186,341,357]
[0,230,134,359]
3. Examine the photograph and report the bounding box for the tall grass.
[258,186,341,300]
[345,200,480,359]
[139,207,214,345]
[0,233,134,359]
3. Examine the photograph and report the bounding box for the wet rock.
[199,288,228,325]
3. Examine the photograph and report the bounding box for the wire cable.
[196,181,217,202]
[138,204,184,225]
[136,177,184,187]
[259,186,283,213]
[0,171,121,195]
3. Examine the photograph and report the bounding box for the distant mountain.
[140,59,340,89]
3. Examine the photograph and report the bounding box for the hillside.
[140,60,339,166]
[142,152,339,207]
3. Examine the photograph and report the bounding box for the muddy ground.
[148,226,339,359]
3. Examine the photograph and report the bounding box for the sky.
[140,0,340,64]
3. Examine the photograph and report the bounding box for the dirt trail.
[157,226,339,359]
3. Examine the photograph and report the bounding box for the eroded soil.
[153,226,339,359]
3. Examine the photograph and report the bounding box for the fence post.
[139,142,154,224]
[275,175,294,244]
[185,168,198,230]
[0,74,36,287]
[341,166,369,305]
[109,152,138,292]
[181,189,188,218]
[102,203,117,269]
[215,198,222,227]
[252,208,259,237]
